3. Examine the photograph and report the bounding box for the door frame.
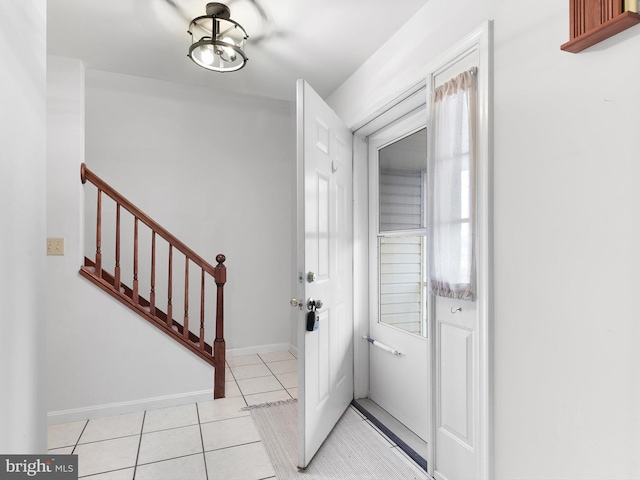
[350,21,493,479]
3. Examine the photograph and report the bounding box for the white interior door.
[296,79,354,469]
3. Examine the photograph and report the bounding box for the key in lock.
[306,309,319,332]
[305,298,322,332]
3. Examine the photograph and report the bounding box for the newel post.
[213,254,227,399]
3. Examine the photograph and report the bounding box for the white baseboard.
[48,389,214,425]
[48,343,298,425]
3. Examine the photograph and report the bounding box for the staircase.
[79,163,227,398]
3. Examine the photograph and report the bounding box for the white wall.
[47,56,228,423]
[329,1,640,478]
[84,70,296,352]
[0,0,47,453]
[47,58,297,420]
[328,1,491,127]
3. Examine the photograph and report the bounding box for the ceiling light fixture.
[188,2,248,73]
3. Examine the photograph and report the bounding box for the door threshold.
[351,398,428,472]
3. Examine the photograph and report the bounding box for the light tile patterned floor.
[47,350,425,480]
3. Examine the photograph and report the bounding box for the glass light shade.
[190,39,246,71]
[188,6,248,73]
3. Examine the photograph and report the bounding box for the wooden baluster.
[213,254,227,399]
[183,258,189,340]
[613,0,622,16]
[150,231,156,316]
[133,217,139,303]
[114,203,121,291]
[167,245,173,328]
[585,0,598,31]
[200,269,205,350]
[95,189,102,277]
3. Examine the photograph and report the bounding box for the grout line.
[230,380,242,398]
[233,352,297,398]
[74,432,143,447]
[198,412,250,426]
[234,373,279,381]
[134,452,205,469]
[132,410,146,479]
[138,422,201,436]
[244,393,293,405]
[225,362,239,382]
[78,466,136,479]
[71,355,292,478]
[70,419,90,454]
[275,377,296,392]
[203,440,261,454]
[249,354,297,397]
[258,351,296,363]
[239,384,249,407]
[226,363,250,406]
[241,386,289,398]
[263,360,297,378]
[226,357,263,369]
[195,403,209,480]
[269,371,292,392]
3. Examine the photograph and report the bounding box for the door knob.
[290,298,303,310]
[307,271,317,283]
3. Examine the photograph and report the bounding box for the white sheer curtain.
[428,69,477,300]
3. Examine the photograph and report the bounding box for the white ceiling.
[47,0,429,102]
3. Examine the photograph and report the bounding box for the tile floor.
[47,350,426,480]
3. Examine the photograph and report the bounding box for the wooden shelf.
[562,10,640,53]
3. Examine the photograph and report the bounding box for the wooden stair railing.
[79,163,226,398]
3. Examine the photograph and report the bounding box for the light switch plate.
[47,238,64,256]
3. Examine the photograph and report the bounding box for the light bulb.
[219,38,237,62]
[200,45,215,65]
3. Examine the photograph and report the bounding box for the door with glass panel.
[367,108,429,442]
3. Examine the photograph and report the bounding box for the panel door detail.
[296,79,354,469]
